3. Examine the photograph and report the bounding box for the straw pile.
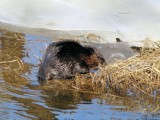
[103,39,160,97]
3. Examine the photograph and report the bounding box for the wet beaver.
[38,40,106,82]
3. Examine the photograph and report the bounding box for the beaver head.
[80,46,106,69]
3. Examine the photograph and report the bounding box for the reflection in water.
[0,29,29,86]
[43,89,96,110]
[0,29,160,120]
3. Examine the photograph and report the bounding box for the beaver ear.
[87,48,94,55]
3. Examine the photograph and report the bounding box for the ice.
[0,0,160,42]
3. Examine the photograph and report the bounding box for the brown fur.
[80,47,104,68]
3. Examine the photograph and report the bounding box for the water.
[0,30,160,120]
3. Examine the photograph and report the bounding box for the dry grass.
[48,39,160,98]
[104,39,160,97]
[55,33,105,43]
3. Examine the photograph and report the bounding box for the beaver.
[38,40,106,83]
